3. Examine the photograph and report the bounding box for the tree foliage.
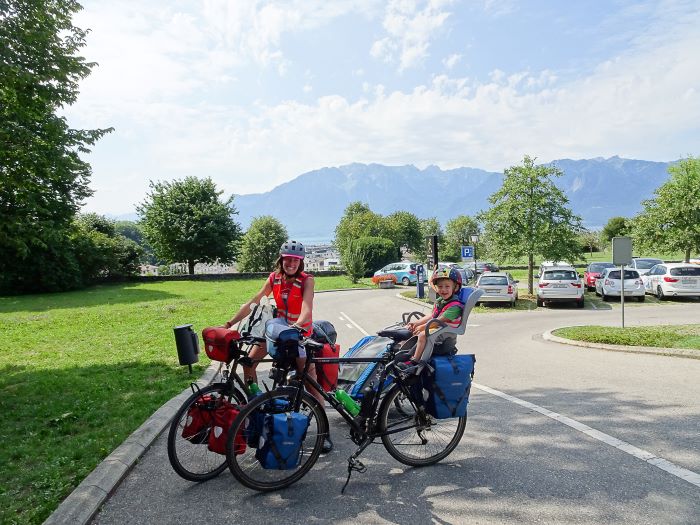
[334,202,383,256]
[343,239,367,283]
[443,215,479,262]
[137,177,242,274]
[0,0,112,293]
[632,157,700,261]
[479,155,584,293]
[600,216,630,243]
[237,216,288,272]
[352,237,395,275]
[381,211,423,259]
[579,229,602,257]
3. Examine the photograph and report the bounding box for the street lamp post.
[470,234,479,275]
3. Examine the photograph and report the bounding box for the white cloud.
[371,0,454,71]
[443,53,461,69]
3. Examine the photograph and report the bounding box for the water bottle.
[334,389,360,416]
[359,386,375,418]
[247,379,262,396]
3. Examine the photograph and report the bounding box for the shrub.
[351,237,395,276]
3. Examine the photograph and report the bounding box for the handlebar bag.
[207,399,246,455]
[419,354,475,419]
[255,411,310,469]
[201,327,240,362]
[264,318,301,360]
[181,393,215,444]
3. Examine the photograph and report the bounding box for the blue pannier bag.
[245,397,289,449]
[417,354,475,419]
[255,411,310,469]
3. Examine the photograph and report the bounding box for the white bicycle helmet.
[280,239,305,259]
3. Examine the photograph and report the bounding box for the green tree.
[0,0,112,293]
[353,237,395,275]
[381,211,423,259]
[237,216,288,272]
[479,155,584,293]
[137,177,242,274]
[115,220,156,264]
[443,215,479,262]
[343,239,367,283]
[334,202,383,256]
[579,229,601,257]
[632,157,700,262]
[600,217,630,243]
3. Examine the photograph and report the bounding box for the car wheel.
[576,297,584,308]
[595,288,600,297]
[656,286,667,301]
[536,298,543,307]
[401,277,410,286]
[602,293,608,301]
[638,295,645,302]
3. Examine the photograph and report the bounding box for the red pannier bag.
[181,394,215,444]
[316,343,340,392]
[201,327,240,362]
[208,399,246,455]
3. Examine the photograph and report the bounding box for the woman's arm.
[294,275,315,328]
[224,279,273,328]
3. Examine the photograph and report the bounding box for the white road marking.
[345,324,353,329]
[341,313,700,489]
[473,382,700,489]
[589,301,598,310]
[339,311,370,336]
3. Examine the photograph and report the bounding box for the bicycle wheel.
[378,384,466,467]
[226,387,327,491]
[167,382,246,482]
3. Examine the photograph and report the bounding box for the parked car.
[584,262,616,291]
[628,257,664,276]
[536,266,584,308]
[475,272,519,307]
[472,261,499,275]
[595,268,645,301]
[538,260,575,277]
[436,262,474,284]
[641,263,700,300]
[373,261,417,286]
[689,255,700,265]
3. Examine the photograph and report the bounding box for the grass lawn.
[553,324,700,350]
[0,275,371,524]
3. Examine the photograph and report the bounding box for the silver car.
[475,272,519,307]
[595,267,645,301]
[629,257,663,276]
[642,263,700,300]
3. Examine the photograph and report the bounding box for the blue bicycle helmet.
[431,267,462,290]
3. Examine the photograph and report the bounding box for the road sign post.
[612,236,633,328]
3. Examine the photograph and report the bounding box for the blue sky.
[66,0,700,217]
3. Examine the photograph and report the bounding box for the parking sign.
[461,246,474,258]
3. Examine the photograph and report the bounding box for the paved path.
[90,289,700,525]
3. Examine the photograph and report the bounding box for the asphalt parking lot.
[86,289,700,525]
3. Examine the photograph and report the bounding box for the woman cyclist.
[224,239,333,453]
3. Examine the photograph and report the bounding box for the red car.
[584,262,615,291]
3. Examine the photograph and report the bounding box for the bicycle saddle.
[376,327,412,341]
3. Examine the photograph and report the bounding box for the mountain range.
[232,156,673,243]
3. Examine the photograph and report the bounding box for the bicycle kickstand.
[341,437,372,494]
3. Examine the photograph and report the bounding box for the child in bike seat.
[397,267,463,372]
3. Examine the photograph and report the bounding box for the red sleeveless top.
[268,271,312,335]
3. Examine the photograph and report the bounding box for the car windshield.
[670,267,700,276]
[479,276,508,286]
[608,270,639,279]
[543,270,577,280]
[589,263,615,272]
[634,259,663,269]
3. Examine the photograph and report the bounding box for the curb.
[43,363,222,525]
[395,292,433,309]
[542,330,700,360]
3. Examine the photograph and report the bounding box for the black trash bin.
[174,324,199,373]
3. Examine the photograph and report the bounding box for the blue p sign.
[461,246,474,258]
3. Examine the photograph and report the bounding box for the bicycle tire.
[226,387,327,491]
[378,384,466,467]
[167,382,246,482]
